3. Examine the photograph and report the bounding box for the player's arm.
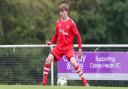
[71,21,82,58]
[71,21,82,49]
[76,33,82,59]
[46,23,58,45]
[50,34,58,44]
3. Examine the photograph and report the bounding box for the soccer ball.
[57,77,67,86]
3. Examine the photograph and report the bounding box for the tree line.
[0,0,128,44]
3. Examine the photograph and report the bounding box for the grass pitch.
[0,85,128,89]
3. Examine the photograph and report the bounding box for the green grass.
[0,85,127,89]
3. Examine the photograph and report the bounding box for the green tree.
[69,0,128,44]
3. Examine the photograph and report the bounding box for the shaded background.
[0,0,128,44]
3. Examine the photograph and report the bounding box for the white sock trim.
[44,72,48,74]
[44,67,50,71]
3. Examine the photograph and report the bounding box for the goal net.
[0,45,51,85]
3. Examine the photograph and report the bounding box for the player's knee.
[70,57,78,67]
[45,54,54,64]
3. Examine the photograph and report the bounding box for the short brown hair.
[59,3,69,11]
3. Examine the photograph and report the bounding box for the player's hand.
[78,48,82,59]
[46,40,52,45]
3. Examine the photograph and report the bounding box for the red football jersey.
[51,17,82,50]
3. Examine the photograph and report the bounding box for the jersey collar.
[61,17,69,22]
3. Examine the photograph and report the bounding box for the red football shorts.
[51,46,75,61]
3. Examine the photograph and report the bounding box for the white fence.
[0,44,128,85]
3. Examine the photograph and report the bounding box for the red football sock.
[74,65,87,86]
[42,64,51,86]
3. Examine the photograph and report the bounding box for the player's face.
[59,9,68,19]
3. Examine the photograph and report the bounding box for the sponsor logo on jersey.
[59,29,68,35]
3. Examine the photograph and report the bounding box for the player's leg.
[70,57,88,86]
[42,53,54,85]
[66,49,88,86]
[42,46,62,86]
